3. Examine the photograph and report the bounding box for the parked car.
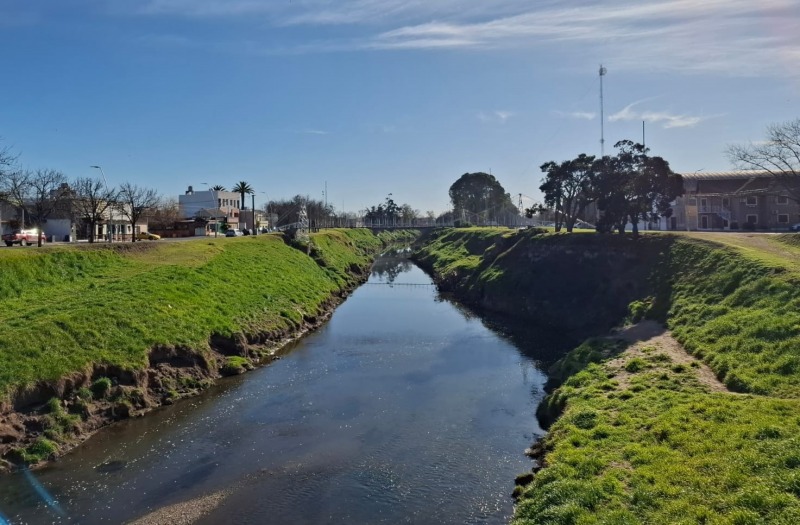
[242,228,252,236]
[790,223,800,232]
[2,229,46,247]
[136,231,161,241]
[225,229,244,237]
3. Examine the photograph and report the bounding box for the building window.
[700,198,708,209]
[722,197,730,208]
[746,196,758,207]
[778,214,789,224]
[747,214,758,224]
[777,195,789,205]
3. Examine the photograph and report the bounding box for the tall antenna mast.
[642,120,646,148]
[599,64,607,156]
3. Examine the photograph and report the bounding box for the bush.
[91,377,113,399]
[22,438,58,464]
[624,358,647,373]
[220,356,252,376]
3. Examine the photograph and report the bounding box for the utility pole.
[599,65,607,156]
[251,192,256,235]
[642,120,646,148]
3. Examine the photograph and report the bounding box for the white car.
[225,229,244,237]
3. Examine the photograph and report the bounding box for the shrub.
[76,387,93,401]
[624,358,647,373]
[572,409,598,430]
[22,438,58,464]
[91,377,113,399]
[221,356,252,376]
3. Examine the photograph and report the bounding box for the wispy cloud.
[301,129,330,135]
[609,100,714,129]
[554,110,596,121]
[119,0,799,78]
[478,110,514,124]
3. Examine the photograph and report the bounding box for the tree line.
[0,144,160,244]
[531,140,683,234]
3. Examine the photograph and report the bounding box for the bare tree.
[727,118,800,202]
[28,169,69,246]
[0,169,69,245]
[72,177,118,243]
[116,182,159,242]
[148,197,182,229]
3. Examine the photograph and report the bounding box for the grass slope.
[415,228,800,524]
[0,229,413,399]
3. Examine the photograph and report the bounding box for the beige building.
[669,171,800,231]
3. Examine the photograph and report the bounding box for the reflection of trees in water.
[371,250,413,284]
[435,292,577,366]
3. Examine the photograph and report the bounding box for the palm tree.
[211,185,226,192]
[232,180,253,211]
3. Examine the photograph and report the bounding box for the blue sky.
[1,0,798,213]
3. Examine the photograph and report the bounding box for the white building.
[178,186,242,229]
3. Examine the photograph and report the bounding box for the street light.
[90,165,113,242]
[251,190,256,235]
[260,192,268,232]
[202,182,219,237]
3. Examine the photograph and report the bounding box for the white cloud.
[301,129,329,135]
[120,0,800,78]
[609,101,713,129]
[478,110,515,123]
[554,110,596,121]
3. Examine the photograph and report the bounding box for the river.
[0,251,563,525]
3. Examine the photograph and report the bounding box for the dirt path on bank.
[606,320,731,393]
[676,232,800,269]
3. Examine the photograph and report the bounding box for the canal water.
[0,252,562,525]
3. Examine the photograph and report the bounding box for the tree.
[27,169,69,246]
[266,195,330,228]
[592,141,683,235]
[211,185,226,192]
[116,182,159,242]
[1,169,69,246]
[726,118,800,202]
[232,181,253,211]
[449,172,517,225]
[364,196,406,226]
[539,154,597,232]
[71,177,118,243]
[148,197,182,229]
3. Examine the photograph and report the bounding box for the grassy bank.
[0,229,414,466]
[415,228,800,524]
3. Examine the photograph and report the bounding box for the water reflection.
[0,251,565,525]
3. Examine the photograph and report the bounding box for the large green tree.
[593,141,683,235]
[449,172,516,225]
[539,154,597,232]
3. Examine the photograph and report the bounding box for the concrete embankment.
[0,229,416,471]
[414,228,800,523]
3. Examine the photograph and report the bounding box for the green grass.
[0,229,413,399]
[415,228,800,523]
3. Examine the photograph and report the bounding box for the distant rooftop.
[679,170,773,180]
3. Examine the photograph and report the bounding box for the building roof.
[680,170,773,180]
